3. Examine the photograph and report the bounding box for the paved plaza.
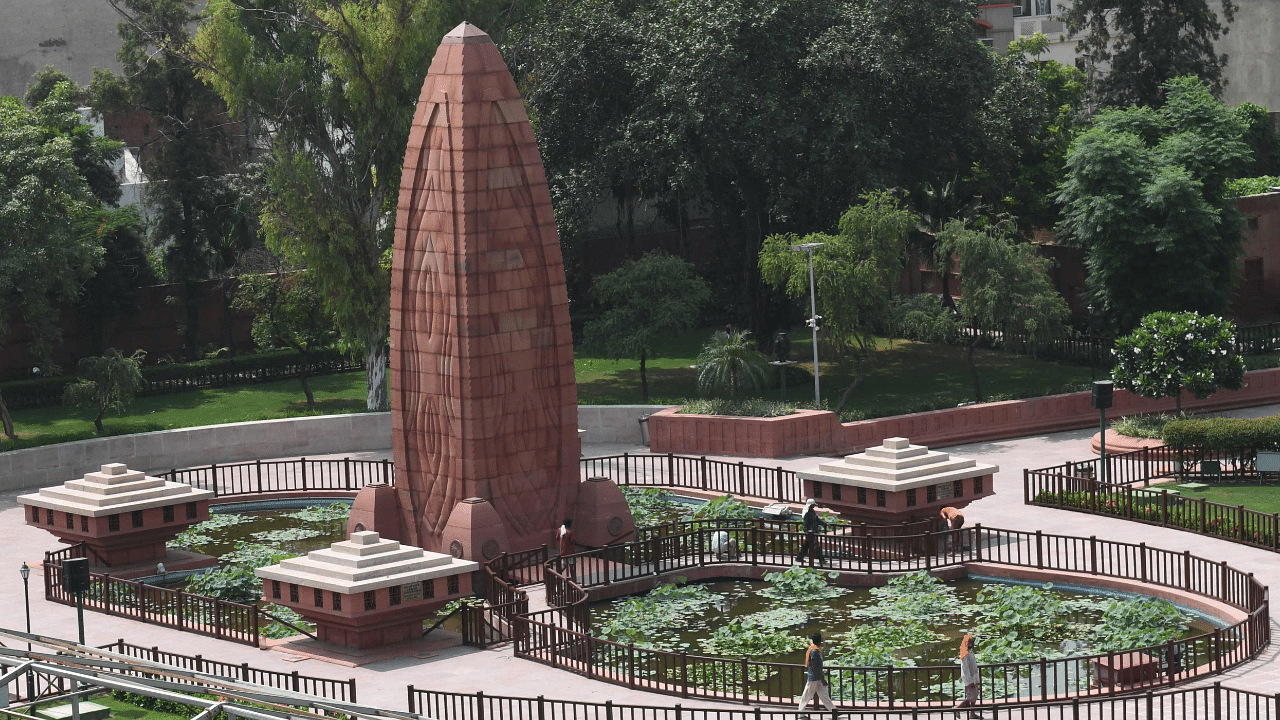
[5,404,1280,710]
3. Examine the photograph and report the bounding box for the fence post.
[1221,561,1229,603]
[292,670,300,692]
[1162,491,1168,527]
[1023,469,1030,505]
[886,663,893,708]
[1040,657,1048,701]
[350,678,358,703]
[1238,505,1246,542]
[345,458,352,490]
[1213,629,1222,673]
[700,457,708,491]
[623,453,630,486]
[776,467,784,502]
[737,462,745,497]
[194,654,202,673]
[210,463,218,495]
[1144,447,1151,485]
[1140,542,1147,583]
[406,685,415,714]
[256,460,262,493]
[1125,486,1132,519]
[974,524,983,561]
[477,691,486,720]
[1090,536,1097,575]
[1183,551,1192,590]
[301,457,308,491]
[628,644,636,690]
[740,656,749,704]
[1035,530,1043,569]
[681,654,689,697]
[536,696,545,720]
[1274,514,1279,550]
[924,532,932,570]
[1200,497,1207,534]
[240,662,249,681]
[383,459,391,484]
[1214,681,1222,720]
[605,700,613,720]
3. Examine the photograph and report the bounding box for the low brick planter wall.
[646,408,839,458]
[651,367,1280,458]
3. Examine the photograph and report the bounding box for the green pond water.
[171,502,353,562]
[589,577,1221,667]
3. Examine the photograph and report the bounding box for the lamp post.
[791,242,825,407]
[1088,304,1095,381]
[20,562,34,701]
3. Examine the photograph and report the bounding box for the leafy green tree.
[63,349,147,435]
[514,0,1029,333]
[1057,77,1252,333]
[937,222,1069,402]
[583,252,711,402]
[0,93,104,438]
[233,268,336,406]
[90,0,250,360]
[1234,102,1280,177]
[78,206,158,356]
[194,0,537,410]
[760,191,912,413]
[1062,0,1236,107]
[697,330,769,400]
[1111,311,1245,413]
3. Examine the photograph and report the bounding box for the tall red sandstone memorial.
[387,22,580,558]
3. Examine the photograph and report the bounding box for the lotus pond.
[590,568,1221,670]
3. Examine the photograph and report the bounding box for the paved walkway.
[5,405,1280,710]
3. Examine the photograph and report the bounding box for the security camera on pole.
[790,242,825,407]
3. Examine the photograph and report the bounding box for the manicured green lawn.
[1,328,1093,451]
[577,327,1093,418]
[1168,482,1280,515]
[3,371,370,451]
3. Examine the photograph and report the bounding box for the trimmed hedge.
[1162,415,1280,451]
[0,348,359,411]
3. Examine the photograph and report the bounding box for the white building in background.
[979,0,1280,115]
[78,106,152,221]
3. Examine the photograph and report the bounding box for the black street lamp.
[20,561,34,700]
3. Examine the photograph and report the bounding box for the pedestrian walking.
[955,633,981,718]
[795,499,828,566]
[940,506,965,553]
[798,631,836,716]
[558,517,577,579]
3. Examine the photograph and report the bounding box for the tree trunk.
[833,360,867,417]
[967,338,983,403]
[938,252,956,309]
[1175,386,1182,414]
[639,351,649,403]
[365,331,388,411]
[0,389,15,439]
[93,408,105,436]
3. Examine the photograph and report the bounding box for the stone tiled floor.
[6,405,1280,710]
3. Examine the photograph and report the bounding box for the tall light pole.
[20,562,34,701]
[791,242,825,407]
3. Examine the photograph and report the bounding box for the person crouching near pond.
[955,633,981,718]
[798,631,837,716]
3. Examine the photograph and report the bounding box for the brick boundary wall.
[649,367,1280,458]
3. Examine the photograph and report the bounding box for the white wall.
[0,405,675,492]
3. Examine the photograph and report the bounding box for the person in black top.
[795,498,828,566]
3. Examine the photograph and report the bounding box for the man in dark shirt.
[795,498,828,566]
[798,631,836,714]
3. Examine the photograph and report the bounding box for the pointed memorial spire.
[388,24,579,558]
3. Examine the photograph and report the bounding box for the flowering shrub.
[1111,312,1245,412]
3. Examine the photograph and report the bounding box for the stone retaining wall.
[0,405,675,493]
[650,367,1280,458]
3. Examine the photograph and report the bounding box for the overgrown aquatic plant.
[686,494,756,521]
[596,579,723,649]
[849,571,964,623]
[700,622,808,656]
[1091,597,1190,652]
[760,565,845,601]
[622,487,686,527]
[284,502,351,524]
[167,512,254,549]
[739,608,807,629]
[829,622,943,667]
[261,603,314,639]
[185,565,261,602]
[221,541,295,568]
[250,527,324,543]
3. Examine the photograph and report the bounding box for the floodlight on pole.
[790,242,825,407]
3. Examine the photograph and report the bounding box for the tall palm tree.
[697,330,769,400]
